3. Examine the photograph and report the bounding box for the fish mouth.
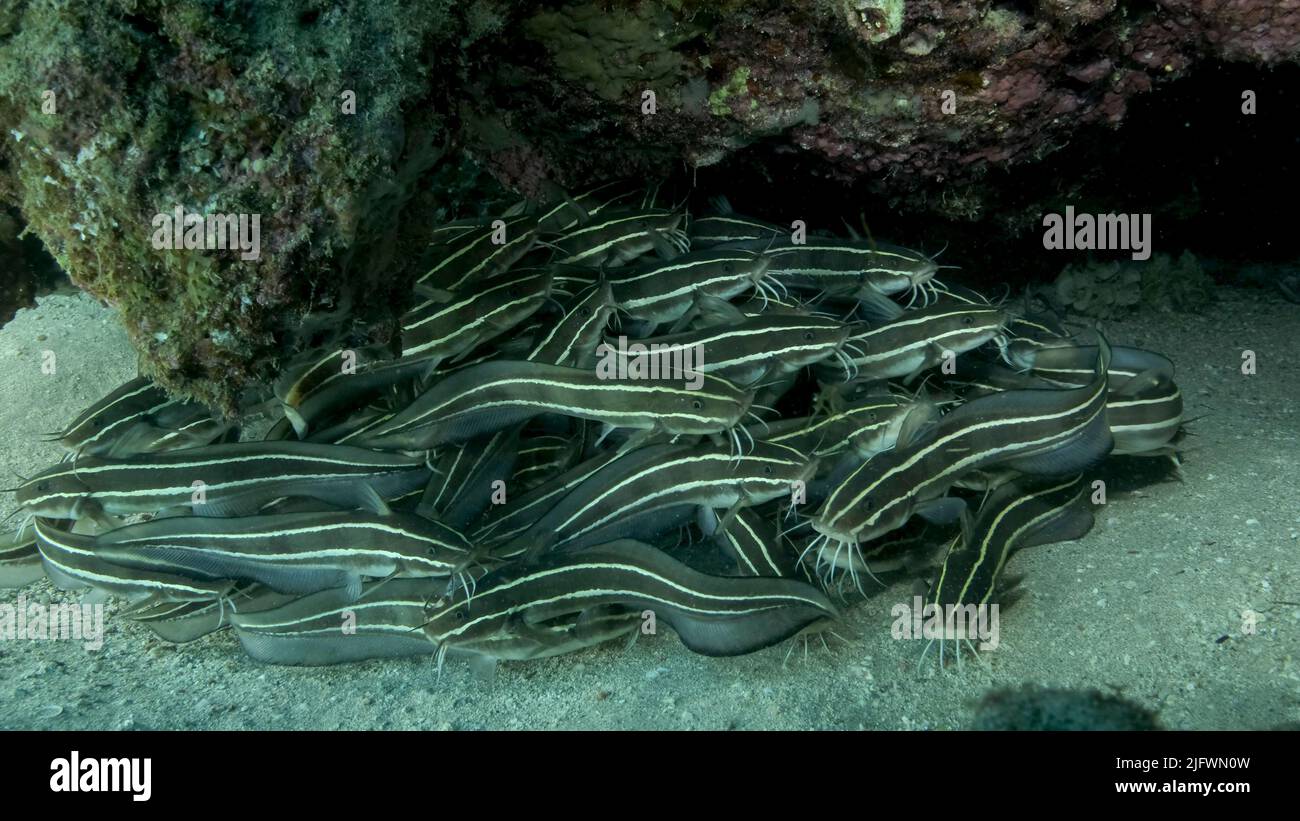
[909,259,940,287]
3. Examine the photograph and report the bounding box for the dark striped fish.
[15,442,430,519]
[929,474,1093,613]
[232,578,444,666]
[349,361,753,451]
[418,426,522,530]
[276,350,429,438]
[698,506,796,578]
[0,526,43,589]
[508,432,581,491]
[417,214,541,292]
[605,314,849,389]
[759,392,933,460]
[1004,342,1175,390]
[551,208,686,267]
[422,540,838,659]
[958,359,1183,456]
[444,605,640,671]
[508,440,818,553]
[125,582,298,644]
[474,448,624,548]
[401,268,553,360]
[689,210,787,249]
[534,180,636,235]
[526,281,616,367]
[811,338,1112,551]
[92,510,475,599]
[34,517,234,604]
[607,248,774,325]
[50,376,230,458]
[1106,372,1184,455]
[815,300,1009,384]
[763,241,938,302]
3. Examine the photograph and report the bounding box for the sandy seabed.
[0,291,1296,730]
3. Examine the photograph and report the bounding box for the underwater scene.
[0,1,1297,734]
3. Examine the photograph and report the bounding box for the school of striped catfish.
[4,181,1187,674]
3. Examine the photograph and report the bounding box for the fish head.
[745,251,774,284]
[422,591,502,649]
[939,304,1012,356]
[848,399,914,457]
[656,376,752,435]
[13,463,92,518]
[734,442,820,503]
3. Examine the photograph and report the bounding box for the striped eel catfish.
[14,442,431,520]
[1105,371,1184,456]
[1003,341,1175,390]
[276,343,391,412]
[33,517,234,604]
[809,337,1112,559]
[233,579,637,668]
[508,432,582,491]
[275,348,431,438]
[929,473,1093,613]
[603,313,849,389]
[439,605,641,676]
[762,240,939,303]
[757,392,928,460]
[698,505,797,578]
[504,440,818,554]
[526,281,617,368]
[348,360,753,451]
[688,201,787,249]
[422,539,838,659]
[91,510,476,600]
[125,582,299,644]
[473,448,624,548]
[401,268,554,360]
[419,426,522,530]
[0,525,44,589]
[958,359,1184,456]
[232,578,445,665]
[416,213,541,292]
[47,376,230,458]
[924,474,1093,666]
[551,208,687,267]
[814,299,1010,385]
[532,179,637,235]
[607,247,776,325]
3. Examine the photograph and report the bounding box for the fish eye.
[90,416,103,429]
[867,412,877,422]
[763,466,773,475]
[723,263,733,273]
[455,609,468,621]
[579,306,592,316]
[962,316,974,325]
[37,482,49,492]
[803,331,815,341]
[691,399,703,409]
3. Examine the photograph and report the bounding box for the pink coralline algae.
[478,0,1300,214]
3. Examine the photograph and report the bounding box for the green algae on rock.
[0,0,480,412]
